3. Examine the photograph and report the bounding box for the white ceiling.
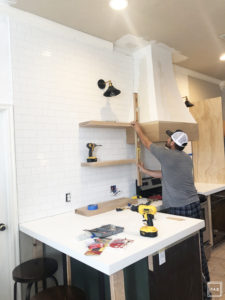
[13,0,225,80]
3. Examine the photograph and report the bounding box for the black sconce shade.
[97,79,121,97]
[182,96,194,107]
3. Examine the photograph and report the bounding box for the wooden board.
[75,197,138,216]
[133,93,142,186]
[79,120,131,128]
[110,270,125,300]
[223,120,225,137]
[81,159,136,167]
[126,121,198,144]
[190,97,225,183]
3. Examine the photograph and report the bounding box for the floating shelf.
[79,120,132,128]
[75,197,138,217]
[81,159,136,167]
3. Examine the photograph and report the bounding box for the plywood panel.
[126,121,198,144]
[190,97,225,183]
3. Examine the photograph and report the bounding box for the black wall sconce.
[182,96,194,107]
[97,79,121,97]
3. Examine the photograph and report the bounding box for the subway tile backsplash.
[5,9,137,222]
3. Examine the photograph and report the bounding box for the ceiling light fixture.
[109,0,128,10]
[97,79,121,97]
[0,0,17,4]
[219,53,225,61]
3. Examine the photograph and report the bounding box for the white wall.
[2,7,136,223]
[0,15,12,104]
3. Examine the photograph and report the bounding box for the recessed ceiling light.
[219,53,225,61]
[109,0,128,10]
[0,0,17,4]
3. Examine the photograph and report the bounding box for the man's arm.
[131,121,152,149]
[138,163,162,178]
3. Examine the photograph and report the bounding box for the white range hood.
[133,42,196,124]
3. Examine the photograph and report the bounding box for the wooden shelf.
[79,120,132,128]
[81,159,136,167]
[75,197,138,216]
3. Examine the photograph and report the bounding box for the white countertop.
[20,210,204,276]
[195,182,225,196]
[151,183,225,209]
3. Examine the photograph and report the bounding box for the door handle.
[0,223,6,231]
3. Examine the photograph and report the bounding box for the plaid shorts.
[169,201,201,218]
[169,201,210,285]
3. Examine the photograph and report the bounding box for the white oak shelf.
[79,120,132,128]
[81,159,136,167]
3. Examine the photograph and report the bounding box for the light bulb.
[0,0,17,4]
[219,53,225,61]
[109,0,128,10]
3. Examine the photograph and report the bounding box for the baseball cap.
[166,129,188,147]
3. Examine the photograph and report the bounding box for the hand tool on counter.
[130,204,158,237]
[86,143,102,162]
[115,196,142,211]
[84,224,124,238]
[131,195,142,200]
[109,238,134,248]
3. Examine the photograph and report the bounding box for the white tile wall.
[0,16,13,104]
[6,9,137,222]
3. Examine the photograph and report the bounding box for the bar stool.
[13,257,58,300]
[30,286,86,300]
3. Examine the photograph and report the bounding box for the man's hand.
[137,161,162,178]
[131,121,142,134]
[137,162,145,172]
[131,121,152,149]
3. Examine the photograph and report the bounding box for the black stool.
[30,286,86,300]
[13,257,58,300]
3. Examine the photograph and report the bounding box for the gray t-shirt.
[150,143,199,208]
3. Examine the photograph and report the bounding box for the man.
[131,121,210,299]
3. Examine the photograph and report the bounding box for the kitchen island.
[20,210,204,300]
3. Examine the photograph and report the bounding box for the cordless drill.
[130,204,158,237]
[86,143,102,162]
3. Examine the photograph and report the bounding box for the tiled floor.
[208,242,225,299]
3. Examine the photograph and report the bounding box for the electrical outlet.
[110,185,120,196]
[65,193,71,202]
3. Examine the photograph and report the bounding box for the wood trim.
[207,195,214,246]
[148,255,154,271]
[223,120,225,137]
[133,93,142,186]
[109,270,126,300]
[32,239,43,258]
[66,255,71,286]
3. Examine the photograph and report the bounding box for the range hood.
[127,42,198,143]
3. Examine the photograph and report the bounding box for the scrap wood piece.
[166,217,185,221]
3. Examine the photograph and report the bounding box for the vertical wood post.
[110,270,125,300]
[133,93,142,186]
[32,239,43,258]
[66,255,72,285]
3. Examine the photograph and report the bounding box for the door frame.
[0,104,19,300]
